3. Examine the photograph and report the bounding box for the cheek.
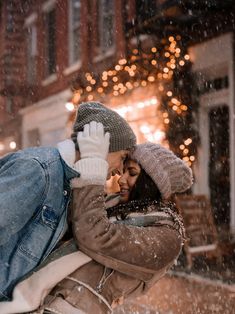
[128,177,137,189]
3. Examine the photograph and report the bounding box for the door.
[209,105,230,227]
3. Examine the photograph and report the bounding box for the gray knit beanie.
[132,142,193,199]
[71,101,136,152]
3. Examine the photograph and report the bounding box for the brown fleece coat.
[48,186,182,314]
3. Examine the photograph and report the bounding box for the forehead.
[109,150,129,158]
[125,159,140,169]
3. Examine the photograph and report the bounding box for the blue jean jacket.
[0,146,80,300]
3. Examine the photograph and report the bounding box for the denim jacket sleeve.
[0,157,46,245]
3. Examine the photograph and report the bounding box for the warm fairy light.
[151,60,157,65]
[175,53,180,58]
[175,48,181,54]
[97,87,103,93]
[167,91,173,97]
[114,97,158,118]
[169,36,174,42]
[164,118,170,124]
[163,73,168,79]
[151,47,157,53]
[147,76,155,82]
[184,54,190,60]
[170,64,176,69]
[115,65,121,71]
[108,70,113,76]
[163,67,169,73]
[165,52,170,57]
[65,102,75,111]
[189,156,195,161]
[140,125,151,134]
[181,105,188,111]
[118,59,127,65]
[163,112,168,118]
[171,98,179,105]
[183,156,189,161]
[90,79,96,85]
[180,144,185,150]
[9,141,16,149]
[179,60,185,66]
[183,148,189,155]
[87,95,93,101]
[184,138,192,145]
[158,85,164,91]
[102,82,108,87]
[86,86,92,92]
[154,130,165,142]
[112,76,118,82]
[150,98,158,105]
[141,80,147,86]
[132,48,138,54]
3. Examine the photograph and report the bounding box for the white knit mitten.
[58,122,110,188]
[72,121,110,188]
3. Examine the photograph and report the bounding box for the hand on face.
[118,160,141,203]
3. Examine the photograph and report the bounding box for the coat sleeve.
[72,186,182,272]
[0,157,46,245]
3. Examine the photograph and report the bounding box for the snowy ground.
[114,273,235,314]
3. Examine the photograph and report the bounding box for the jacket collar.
[57,139,80,185]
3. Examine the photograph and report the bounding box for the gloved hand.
[77,121,110,160]
[71,121,110,188]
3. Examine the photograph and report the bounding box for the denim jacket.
[0,145,80,300]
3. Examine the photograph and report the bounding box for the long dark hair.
[128,168,162,202]
[107,168,162,218]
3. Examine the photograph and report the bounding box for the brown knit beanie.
[71,101,136,152]
[132,142,193,199]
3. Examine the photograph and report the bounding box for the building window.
[135,0,157,23]
[69,0,81,65]
[44,7,56,76]
[97,0,115,55]
[26,24,37,83]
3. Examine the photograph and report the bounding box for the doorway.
[208,105,230,227]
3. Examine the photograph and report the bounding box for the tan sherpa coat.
[45,186,183,314]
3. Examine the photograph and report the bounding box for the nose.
[118,172,127,186]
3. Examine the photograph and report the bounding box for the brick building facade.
[0,0,235,236]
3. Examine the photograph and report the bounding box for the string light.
[69,35,195,166]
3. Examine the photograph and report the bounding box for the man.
[0,101,136,300]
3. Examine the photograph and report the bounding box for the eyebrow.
[127,166,138,171]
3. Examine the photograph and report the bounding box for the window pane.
[97,0,115,54]
[45,8,56,76]
[69,0,81,64]
[26,25,37,83]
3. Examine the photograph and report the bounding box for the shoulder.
[0,147,62,174]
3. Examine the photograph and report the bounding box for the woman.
[40,139,192,314]
[1,124,192,314]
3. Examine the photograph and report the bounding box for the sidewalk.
[114,272,235,314]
